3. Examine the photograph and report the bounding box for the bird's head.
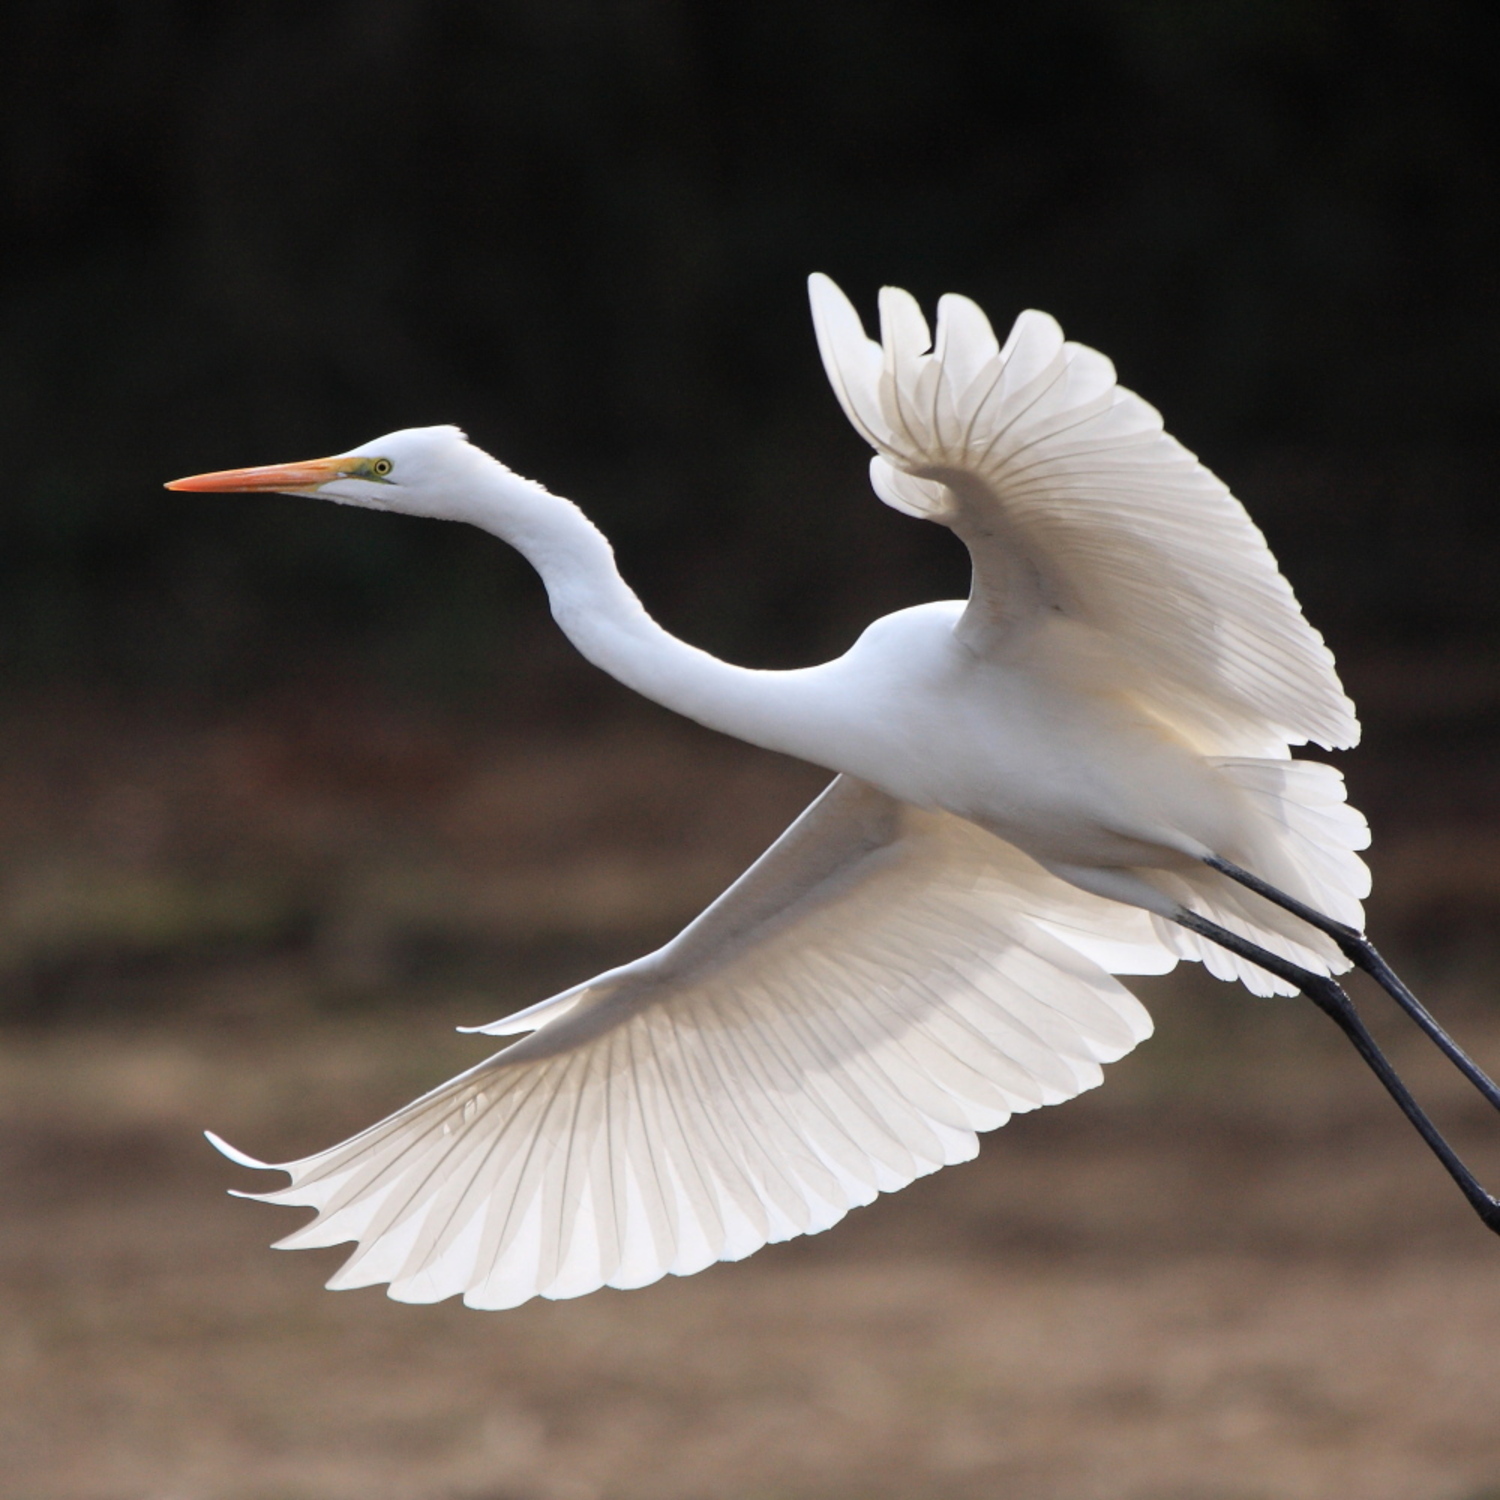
[166,425,484,521]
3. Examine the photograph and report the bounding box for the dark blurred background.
[4,0,1499,697]
[7,5,1500,1499]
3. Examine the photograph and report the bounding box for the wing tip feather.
[205,1129,276,1171]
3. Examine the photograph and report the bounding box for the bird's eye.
[371,458,393,477]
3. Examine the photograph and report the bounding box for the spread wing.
[212,776,1174,1309]
[809,273,1358,755]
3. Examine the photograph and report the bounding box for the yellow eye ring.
[371,458,393,477]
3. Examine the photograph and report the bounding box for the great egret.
[168,274,1500,1310]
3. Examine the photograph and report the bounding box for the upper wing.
[809,273,1358,754]
[213,776,1174,1309]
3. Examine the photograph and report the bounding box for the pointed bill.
[165,455,350,494]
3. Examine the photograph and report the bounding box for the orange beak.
[164,455,351,494]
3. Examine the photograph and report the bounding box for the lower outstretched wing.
[212,777,1175,1309]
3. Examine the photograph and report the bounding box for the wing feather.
[809,274,1358,753]
[214,776,1172,1307]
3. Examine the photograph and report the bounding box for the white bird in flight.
[168,274,1500,1309]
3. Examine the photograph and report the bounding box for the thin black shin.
[1173,909,1500,1236]
[1203,853,1500,1113]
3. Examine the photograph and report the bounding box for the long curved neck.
[456,454,832,760]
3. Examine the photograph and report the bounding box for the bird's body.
[170,274,1499,1311]
[811,601,1234,862]
[574,572,1266,885]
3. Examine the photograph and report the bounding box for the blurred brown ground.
[5,648,1500,1500]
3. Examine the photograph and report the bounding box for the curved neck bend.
[459,456,827,759]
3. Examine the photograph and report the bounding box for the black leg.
[1174,909,1500,1236]
[1204,854,1500,1114]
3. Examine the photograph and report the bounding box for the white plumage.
[173,273,1378,1307]
[213,781,1174,1307]
[809,275,1356,756]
